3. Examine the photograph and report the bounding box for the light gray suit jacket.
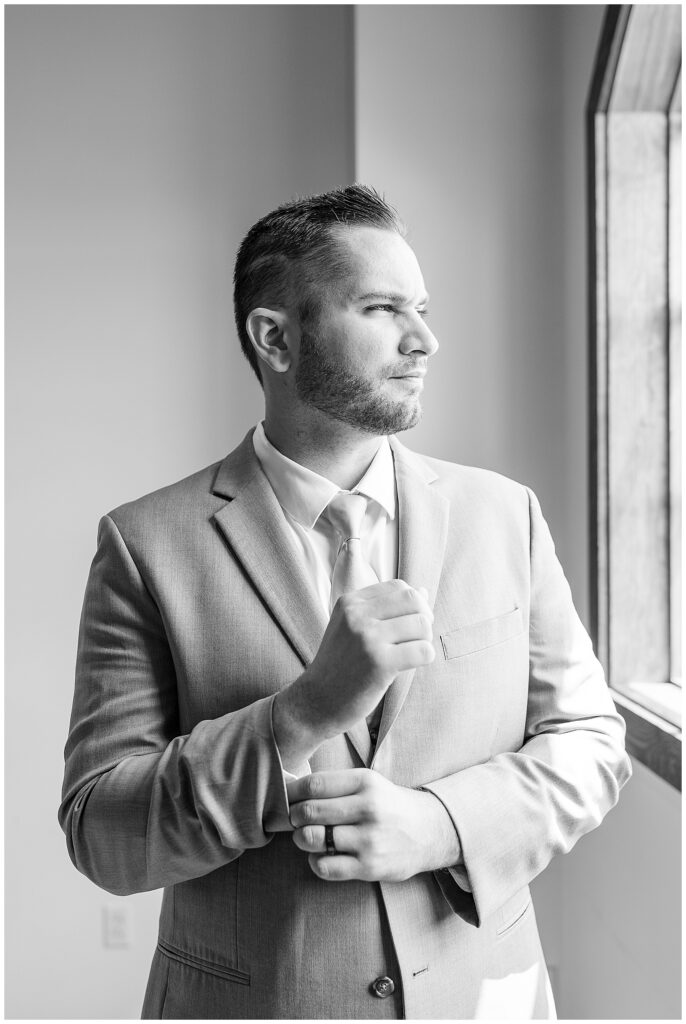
[60,431,631,1019]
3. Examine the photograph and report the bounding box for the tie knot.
[325,491,369,542]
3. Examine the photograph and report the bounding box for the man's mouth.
[389,366,427,380]
[390,373,425,388]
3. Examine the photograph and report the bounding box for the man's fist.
[303,579,435,734]
[273,580,435,770]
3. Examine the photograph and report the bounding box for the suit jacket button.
[371,976,395,998]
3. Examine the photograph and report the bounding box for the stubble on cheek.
[295,331,422,435]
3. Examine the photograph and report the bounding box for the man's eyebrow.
[356,291,430,305]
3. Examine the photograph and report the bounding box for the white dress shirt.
[252,420,398,614]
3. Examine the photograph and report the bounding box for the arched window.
[588,4,681,787]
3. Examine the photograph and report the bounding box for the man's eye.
[417,308,429,319]
[366,304,395,313]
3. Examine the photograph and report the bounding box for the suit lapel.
[373,438,450,757]
[212,432,374,765]
[212,432,329,668]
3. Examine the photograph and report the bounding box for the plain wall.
[5,5,353,1018]
[355,4,681,1020]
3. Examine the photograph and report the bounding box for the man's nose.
[400,317,439,357]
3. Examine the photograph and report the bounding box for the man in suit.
[60,185,631,1019]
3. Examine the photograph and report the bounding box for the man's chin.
[385,404,422,434]
[348,399,422,435]
[296,382,422,435]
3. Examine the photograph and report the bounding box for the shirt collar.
[252,421,396,530]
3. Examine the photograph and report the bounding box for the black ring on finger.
[325,824,337,856]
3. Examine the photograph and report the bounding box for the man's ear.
[245,307,292,374]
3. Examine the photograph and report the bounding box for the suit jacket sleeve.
[422,488,632,927]
[59,514,293,897]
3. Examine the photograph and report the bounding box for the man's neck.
[263,410,385,491]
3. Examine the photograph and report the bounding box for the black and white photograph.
[4,3,682,1020]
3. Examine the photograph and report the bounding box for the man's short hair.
[233,184,405,383]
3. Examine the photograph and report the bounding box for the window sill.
[612,687,681,791]
[613,680,681,729]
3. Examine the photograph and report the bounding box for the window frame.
[587,4,682,790]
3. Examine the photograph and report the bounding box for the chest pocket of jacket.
[440,607,524,660]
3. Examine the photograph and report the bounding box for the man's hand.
[287,769,461,882]
[273,580,435,770]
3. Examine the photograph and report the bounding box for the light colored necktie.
[325,491,383,743]
[325,491,379,613]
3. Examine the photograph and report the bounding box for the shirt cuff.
[419,783,472,891]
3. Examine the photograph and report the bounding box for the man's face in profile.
[294,226,439,435]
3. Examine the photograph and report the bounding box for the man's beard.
[294,328,423,435]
